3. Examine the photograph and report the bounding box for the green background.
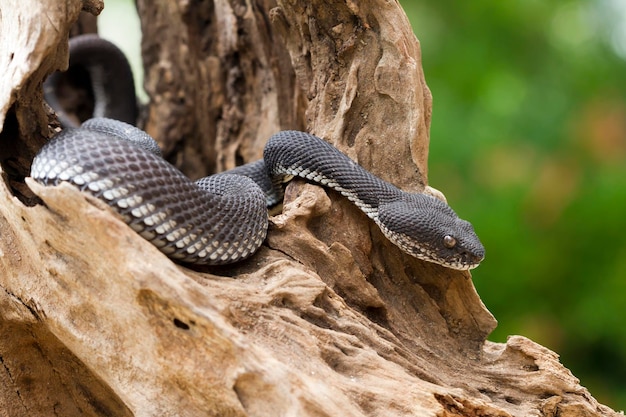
[400,0,626,409]
[100,0,626,410]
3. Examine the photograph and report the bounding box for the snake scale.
[34,35,485,270]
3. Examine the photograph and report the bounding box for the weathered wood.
[137,0,304,179]
[0,0,620,416]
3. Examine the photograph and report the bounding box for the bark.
[0,0,620,416]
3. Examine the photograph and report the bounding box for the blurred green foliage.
[400,0,626,410]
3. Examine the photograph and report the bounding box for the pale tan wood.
[0,0,620,416]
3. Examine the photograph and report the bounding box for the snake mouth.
[412,248,483,271]
[379,228,484,271]
[413,248,483,271]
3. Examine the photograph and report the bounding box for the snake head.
[377,194,485,270]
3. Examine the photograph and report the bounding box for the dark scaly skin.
[31,120,484,269]
[31,126,268,265]
[40,34,485,269]
[263,131,485,270]
[44,34,137,127]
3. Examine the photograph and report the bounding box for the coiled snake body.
[35,36,485,270]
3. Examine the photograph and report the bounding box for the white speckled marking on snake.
[31,119,485,269]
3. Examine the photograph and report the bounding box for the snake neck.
[263,131,403,219]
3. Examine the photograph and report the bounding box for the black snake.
[34,35,485,270]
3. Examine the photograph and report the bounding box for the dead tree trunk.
[0,0,620,416]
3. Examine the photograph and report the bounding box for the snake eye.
[443,235,457,249]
